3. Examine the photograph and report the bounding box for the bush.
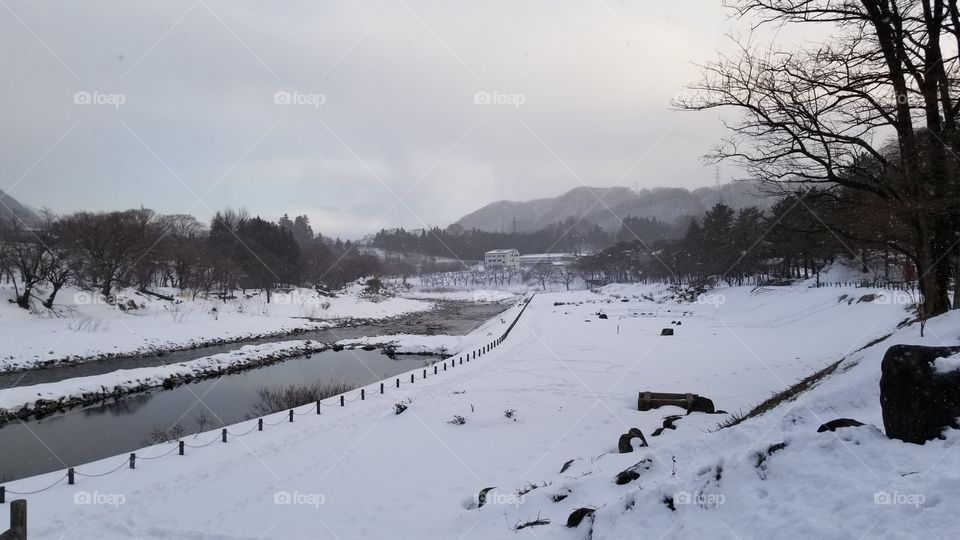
[251,381,354,416]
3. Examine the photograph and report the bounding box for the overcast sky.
[1,0,750,239]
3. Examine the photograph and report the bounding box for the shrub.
[251,381,354,416]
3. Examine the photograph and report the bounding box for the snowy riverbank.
[0,341,327,423]
[0,283,433,372]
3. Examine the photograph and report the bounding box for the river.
[0,300,510,481]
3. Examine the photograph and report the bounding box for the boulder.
[880,345,960,444]
[617,427,648,453]
[566,508,595,528]
[661,328,674,336]
[614,458,653,485]
[817,418,865,432]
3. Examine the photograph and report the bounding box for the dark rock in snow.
[615,458,653,485]
[661,328,674,336]
[598,313,608,319]
[476,487,496,508]
[880,344,960,444]
[566,508,595,528]
[817,418,865,432]
[618,427,648,453]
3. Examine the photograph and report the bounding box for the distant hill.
[0,190,42,227]
[453,181,776,232]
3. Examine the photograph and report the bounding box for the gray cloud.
[1,0,744,238]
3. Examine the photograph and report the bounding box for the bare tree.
[677,0,960,316]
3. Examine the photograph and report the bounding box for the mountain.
[453,182,776,232]
[0,190,42,227]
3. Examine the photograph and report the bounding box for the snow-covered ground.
[0,282,432,372]
[4,283,956,539]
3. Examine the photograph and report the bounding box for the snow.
[934,353,960,374]
[398,289,518,302]
[0,341,325,418]
[336,334,464,355]
[4,283,958,539]
[0,284,433,372]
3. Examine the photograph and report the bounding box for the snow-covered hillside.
[4,283,954,539]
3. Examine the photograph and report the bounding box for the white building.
[484,249,520,269]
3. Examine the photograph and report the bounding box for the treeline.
[0,208,402,309]
[577,196,907,288]
[372,215,681,260]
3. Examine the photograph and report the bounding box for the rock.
[661,328,674,336]
[476,487,496,508]
[614,458,653,485]
[566,508,595,528]
[618,427,648,453]
[817,418,865,432]
[880,345,960,444]
[598,313,608,319]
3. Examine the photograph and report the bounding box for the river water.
[0,300,510,482]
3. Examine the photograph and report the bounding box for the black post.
[67,468,74,485]
[222,428,227,443]
[9,499,26,540]
[410,373,414,383]
[361,389,365,401]
[1,486,5,504]
[259,418,264,431]
[459,358,462,365]
[380,382,384,394]
[434,366,438,375]
[340,395,345,407]
[129,453,136,470]
[443,363,447,371]
[288,410,294,422]
[423,369,426,378]
[179,440,185,455]
[316,401,321,414]
[395,378,400,388]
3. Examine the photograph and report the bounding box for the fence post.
[179,440,184,455]
[361,389,365,401]
[129,453,136,470]
[395,378,400,388]
[288,410,294,423]
[222,428,227,443]
[380,383,384,394]
[434,366,438,375]
[423,369,427,379]
[410,373,415,383]
[443,363,447,371]
[1,486,5,504]
[259,418,264,430]
[459,358,463,366]
[340,395,345,407]
[7,499,26,540]
[67,468,74,485]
